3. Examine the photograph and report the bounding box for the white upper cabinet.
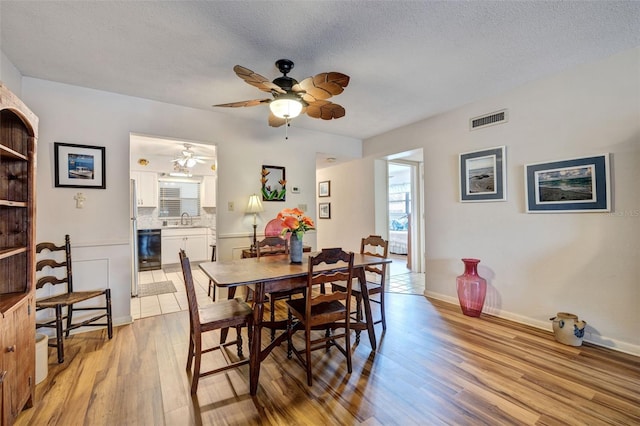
[132,171,158,207]
[201,175,216,208]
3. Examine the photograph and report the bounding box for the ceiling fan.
[171,143,211,168]
[213,59,350,128]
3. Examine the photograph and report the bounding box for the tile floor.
[131,256,425,320]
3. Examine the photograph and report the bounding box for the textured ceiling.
[1,1,638,140]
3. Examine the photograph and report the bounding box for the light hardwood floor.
[19,272,639,425]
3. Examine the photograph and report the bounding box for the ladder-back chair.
[255,236,305,341]
[331,235,389,344]
[286,248,354,386]
[179,249,253,394]
[35,234,113,363]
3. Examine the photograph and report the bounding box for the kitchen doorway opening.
[129,133,217,318]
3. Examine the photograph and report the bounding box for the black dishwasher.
[138,229,162,271]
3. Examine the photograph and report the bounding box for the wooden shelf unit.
[0,82,38,425]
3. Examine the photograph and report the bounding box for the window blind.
[158,180,201,218]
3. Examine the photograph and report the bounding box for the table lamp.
[246,194,264,251]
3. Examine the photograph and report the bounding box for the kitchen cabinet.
[131,171,158,207]
[0,83,37,425]
[201,175,216,208]
[161,228,208,265]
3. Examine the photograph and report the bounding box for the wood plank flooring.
[18,289,640,425]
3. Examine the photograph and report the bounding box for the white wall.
[316,159,376,253]
[19,77,361,326]
[354,47,639,355]
[0,51,22,96]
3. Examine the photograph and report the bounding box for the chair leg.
[379,290,387,331]
[105,289,113,338]
[208,279,216,301]
[191,335,202,394]
[54,305,64,363]
[345,324,353,374]
[65,304,73,338]
[305,328,313,386]
[355,293,363,344]
[286,313,293,360]
[236,325,244,357]
[186,335,194,371]
[270,297,276,341]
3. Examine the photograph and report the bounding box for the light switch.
[228,201,234,211]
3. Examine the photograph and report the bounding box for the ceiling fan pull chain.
[285,118,290,140]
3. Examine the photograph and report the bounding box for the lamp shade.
[246,194,264,214]
[270,96,303,119]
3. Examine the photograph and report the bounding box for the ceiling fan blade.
[295,72,350,102]
[268,112,287,128]
[234,65,286,94]
[213,98,271,108]
[305,100,346,120]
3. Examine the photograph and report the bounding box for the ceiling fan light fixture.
[185,158,197,168]
[270,96,303,119]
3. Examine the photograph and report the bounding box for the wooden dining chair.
[35,234,113,363]
[255,236,306,341]
[286,248,355,386]
[331,235,389,343]
[179,249,253,394]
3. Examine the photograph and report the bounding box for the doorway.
[383,151,423,274]
[129,133,217,319]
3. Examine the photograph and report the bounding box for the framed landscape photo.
[54,142,106,189]
[319,202,331,219]
[459,146,506,202]
[318,180,330,197]
[525,154,610,213]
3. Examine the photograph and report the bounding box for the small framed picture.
[54,142,106,189]
[319,202,331,219]
[319,180,330,197]
[525,154,610,213]
[459,146,506,202]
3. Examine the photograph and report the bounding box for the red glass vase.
[456,258,487,317]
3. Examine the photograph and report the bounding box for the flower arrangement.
[277,208,315,240]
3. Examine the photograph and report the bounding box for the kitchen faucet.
[180,212,191,226]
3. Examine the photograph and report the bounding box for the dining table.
[199,251,391,395]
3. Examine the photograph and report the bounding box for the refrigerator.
[130,178,139,296]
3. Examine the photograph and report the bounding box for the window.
[158,179,201,218]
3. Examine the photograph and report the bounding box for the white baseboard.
[423,291,640,357]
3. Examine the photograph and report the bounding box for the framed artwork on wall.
[459,146,506,202]
[261,165,286,201]
[319,202,331,219]
[525,154,610,213]
[54,142,106,189]
[318,180,330,197]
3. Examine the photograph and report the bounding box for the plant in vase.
[277,208,315,264]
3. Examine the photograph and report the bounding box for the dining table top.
[199,252,391,288]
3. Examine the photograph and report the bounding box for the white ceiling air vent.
[469,109,508,130]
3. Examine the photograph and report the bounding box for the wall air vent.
[469,109,508,130]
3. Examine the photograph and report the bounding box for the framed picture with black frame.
[261,165,286,201]
[525,154,610,213]
[54,142,106,189]
[459,146,506,202]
